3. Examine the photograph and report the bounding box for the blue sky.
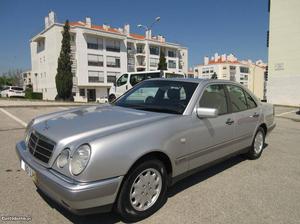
[0,0,269,73]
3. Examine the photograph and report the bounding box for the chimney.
[204,56,209,65]
[44,16,49,29]
[85,17,91,28]
[48,11,56,26]
[103,24,110,31]
[221,54,226,62]
[145,30,152,39]
[227,54,236,62]
[157,35,165,42]
[214,53,219,62]
[124,24,130,35]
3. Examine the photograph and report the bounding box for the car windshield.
[114,80,198,114]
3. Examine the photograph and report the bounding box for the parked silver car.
[16,79,275,222]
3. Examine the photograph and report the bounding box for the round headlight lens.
[70,144,91,175]
[57,149,70,168]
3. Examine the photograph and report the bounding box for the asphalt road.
[0,106,299,224]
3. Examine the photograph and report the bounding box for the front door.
[87,89,96,102]
[187,84,235,170]
[115,73,129,97]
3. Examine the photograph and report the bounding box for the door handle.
[250,113,259,118]
[126,85,128,90]
[226,118,234,125]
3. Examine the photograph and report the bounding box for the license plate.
[21,160,37,183]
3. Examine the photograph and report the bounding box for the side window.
[130,74,145,86]
[244,91,257,109]
[226,85,248,112]
[199,84,228,115]
[116,74,128,87]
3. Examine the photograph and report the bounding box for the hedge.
[25,90,43,100]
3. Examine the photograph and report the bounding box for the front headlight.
[24,119,35,145]
[70,144,91,176]
[57,149,70,168]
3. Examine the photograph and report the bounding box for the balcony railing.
[106,47,120,52]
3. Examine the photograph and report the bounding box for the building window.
[150,58,159,67]
[149,46,159,55]
[168,60,176,69]
[37,40,45,53]
[168,50,176,58]
[87,36,103,50]
[136,45,144,53]
[88,71,104,83]
[106,39,120,52]
[107,72,120,86]
[240,67,249,73]
[244,75,248,80]
[79,89,85,96]
[88,54,103,66]
[107,56,120,68]
[230,66,236,70]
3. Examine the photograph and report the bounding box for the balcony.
[106,47,120,52]
[72,76,78,86]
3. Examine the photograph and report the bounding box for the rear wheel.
[115,159,168,222]
[246,127,265,159]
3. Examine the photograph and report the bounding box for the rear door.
[225,85,260,149]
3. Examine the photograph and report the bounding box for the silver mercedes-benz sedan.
[16,78,275,222]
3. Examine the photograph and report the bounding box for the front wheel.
[246,127,265,160]
[115,159,168,222]
[108,94,116,103]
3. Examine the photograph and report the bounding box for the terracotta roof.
[69,21,145,40]
[129,33,145,40]
[207,58,242,65]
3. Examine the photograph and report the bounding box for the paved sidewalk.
[0,98,97,108]
[275,106,300,122]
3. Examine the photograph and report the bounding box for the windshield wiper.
[137,107,181,114]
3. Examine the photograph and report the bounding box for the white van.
[108,70,185,102]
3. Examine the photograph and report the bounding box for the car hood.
[33,105,173,144]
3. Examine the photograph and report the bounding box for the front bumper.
[15,141,123,215]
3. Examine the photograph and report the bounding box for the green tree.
[157,50,167,70]
[55,20,73,101]
[211,72,218,79]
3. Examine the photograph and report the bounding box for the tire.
[246,127,265,160]
[108,94,116,103]
[115,159,168,222]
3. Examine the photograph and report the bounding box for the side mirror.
[196,107,218,118]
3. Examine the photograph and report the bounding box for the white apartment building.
[267,0,300,106]
[194,53,267,100]
[22,70,32,89]
[30,11,188,102]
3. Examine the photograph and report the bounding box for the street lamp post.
[137,16,161,32]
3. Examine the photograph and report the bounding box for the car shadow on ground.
[167,155,246,197]
[37,145,269,224]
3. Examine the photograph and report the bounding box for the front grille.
[28,131,55,163]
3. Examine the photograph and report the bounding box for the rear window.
[12,87,23,91]
[130,72,161,86]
